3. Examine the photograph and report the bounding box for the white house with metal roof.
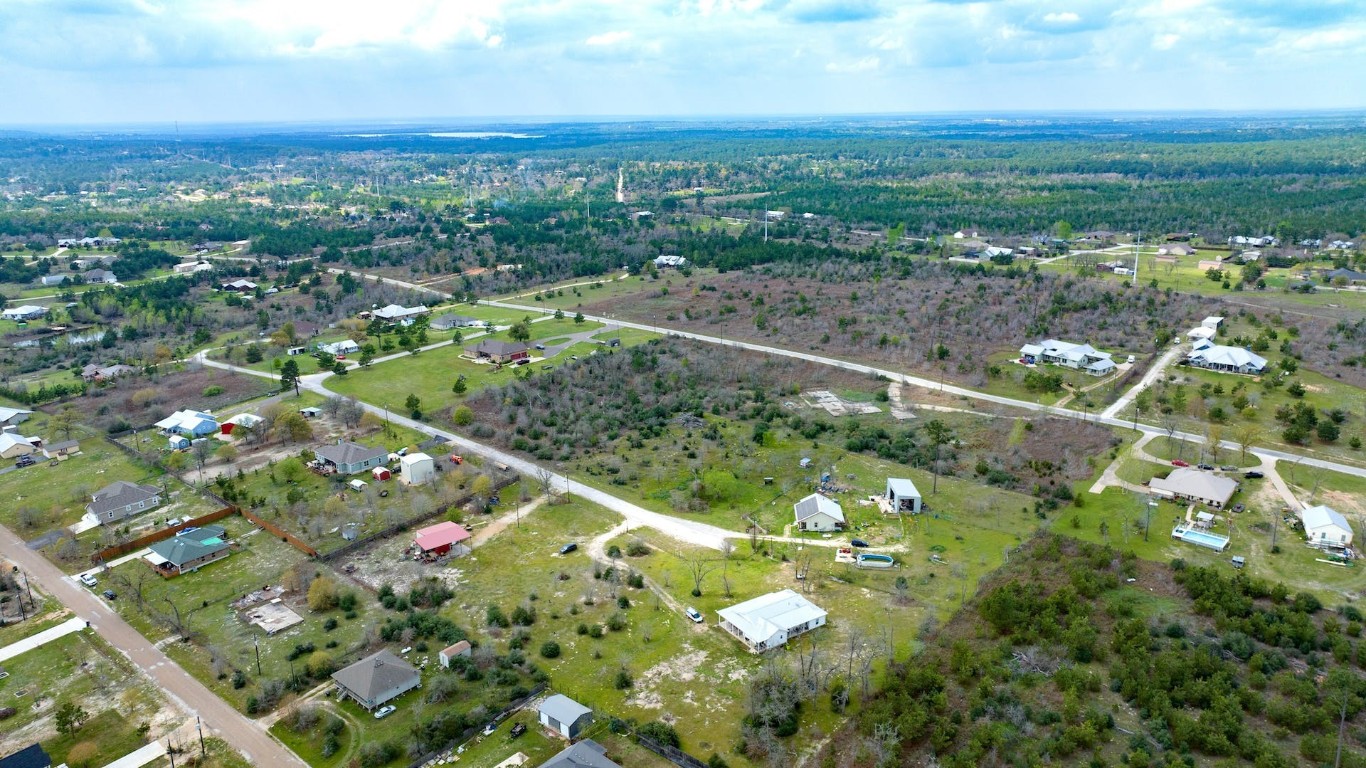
[371,304,429,326]
[1019,339,1115,376]
[1186,345,1267,375]
[793,493,845,532]
[717,589,826,652]
[1300,505,1353,550]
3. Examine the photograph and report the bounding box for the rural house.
[86,481,161,525]
[0,433,41,459]
[1018,339,1116,376]
[654,255,688,268]
[541,740,620,768]
[371,304,429,325]
[1185,345,1267,375]
[155,409,219,437]
[314,440,389,475]
[1,305,48,322]
[83,268,118,284]
[318,339,361,357]
[885,478,923,514]
[465,339,530,364]
[717,589,827,652]
[430,313,482,330]
[331,649,420,711]
[1149,468,1239,509]
[538,694,594,740]
[220,279,258,292]
[1300,505,1353,550]
[146,525,231,576]
[81,363,136,382]
[793,493,845,532]
[0,407,31,427]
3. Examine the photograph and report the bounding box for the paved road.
[0,523,307,768]
[482,299,1366,480]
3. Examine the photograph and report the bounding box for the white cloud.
[1043,11,1081,23]
[585,30,633,46]
[1152,32,1180,49]
[825,55,879,73]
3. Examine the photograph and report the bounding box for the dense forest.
[825,534,1366,767]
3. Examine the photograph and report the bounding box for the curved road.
[0,524,307,768]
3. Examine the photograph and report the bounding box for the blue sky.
[1,0,1364,125]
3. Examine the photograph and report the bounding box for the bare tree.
[683,554,718,597]
[720,540,735,597]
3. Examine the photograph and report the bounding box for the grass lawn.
[322,318,607,418]
[417,497,759,764]
[0,631,162,766]
[104,517,377,713]
[0,439,167,532]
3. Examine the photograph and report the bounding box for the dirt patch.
[1319,489,1364,517]
[339,534,469,593]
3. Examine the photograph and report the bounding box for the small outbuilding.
[371,466,392,481]
[885,478,922,514]
[400,452,435,485]
[438,640,472,668]
[1300,505,1354,550]
[539,694,593,740]
[413,521,471,557]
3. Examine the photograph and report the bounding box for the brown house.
[465,340,530,364]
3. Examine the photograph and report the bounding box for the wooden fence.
[240,507,320,557]
[92,507,236,564]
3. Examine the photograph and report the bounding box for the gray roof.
[468,340,529,357]
[331,650,419,703]
[539,693,592,725]
[88,481,160,517]
[148,525,228,567]
[1301,505,1352,533]
[315,441,388,467]
[793,493,844,524]
[886,478,921,498]
[430,313,479,329]
[1149,468,1239,506]
[541,740,619,768]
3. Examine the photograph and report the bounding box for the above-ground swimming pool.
[1172,525,1230,552]
[856,553,895,568]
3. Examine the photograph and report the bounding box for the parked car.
[1171,459,1190,468]
[1197,463,1214,471]
[850,539,870,548]
[79,573,97,587]
[559,542,578,555]
[1126,354,1136,364]
[482,721,498,736]
[1220,465,1238,472]
[1244,471,1264,479]
[102,589,117,600]
[13,455,35,468]
[510,723,527,738]
[685,607,704,623]
[374,705,396,719]
[534,343,546,350]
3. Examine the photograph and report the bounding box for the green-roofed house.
[146,525,231,576]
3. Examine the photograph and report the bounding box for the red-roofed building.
[414,521,471,557]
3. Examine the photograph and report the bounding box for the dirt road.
[0,523,307,768]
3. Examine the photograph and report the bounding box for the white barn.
[885,478,922,514]
[400,453,435,485]
[717,590,826,653]
[1300,505,1353,550]
[793,493,844,532]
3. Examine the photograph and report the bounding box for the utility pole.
[197,716,206,758]
[253,635,262,676]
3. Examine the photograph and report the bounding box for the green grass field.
[0,631,162,767]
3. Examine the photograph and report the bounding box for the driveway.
[0,523,308,768]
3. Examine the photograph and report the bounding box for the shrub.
[540,641,561,658]
[614,668,634,690]
[637,720,680,748]
[607,612,628,631]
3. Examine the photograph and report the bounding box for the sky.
[1,0,1364,125]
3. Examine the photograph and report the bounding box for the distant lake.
[340,132,543,139]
